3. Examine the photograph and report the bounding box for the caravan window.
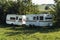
[40,16,43,20]
[10,17,15,20]
[45,17,52,19]
[37,16,39,20]
[33,17,36,20]
[19,18,22,21]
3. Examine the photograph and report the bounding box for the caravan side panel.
[6,14,16,25]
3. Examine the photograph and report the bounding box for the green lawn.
[0,25,60,40]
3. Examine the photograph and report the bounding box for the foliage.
[50,0,60,26]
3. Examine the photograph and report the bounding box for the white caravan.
[6,14,26,25]
[6,14,53,27]
[26,14,53,27]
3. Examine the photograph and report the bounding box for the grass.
[0,24,60,40]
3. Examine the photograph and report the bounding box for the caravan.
[6,14,53,27]
[6,14,26,25]
[26,14,53,26]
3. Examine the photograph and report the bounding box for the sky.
[32,0,55,5]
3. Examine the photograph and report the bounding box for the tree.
[51,0,60,26]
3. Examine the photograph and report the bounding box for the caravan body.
[6,14,53,27]
[26,14,53,26]
[6,14,26,25]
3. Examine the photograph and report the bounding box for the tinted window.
[46,17,52,19]
[10,17,15,20]
[19,18,22,20]
[33,17,36,20]
[37,16,39,20]
[40,16,43,20]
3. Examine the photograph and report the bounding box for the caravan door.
[15,16,19,25]
[22,15,26,25]
[39,16,44,26]
[33,16,39,26]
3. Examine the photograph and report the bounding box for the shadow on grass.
[5,31,22,36]
[0,23,19,28]
[0,23,60,36]
[5,26,60,36]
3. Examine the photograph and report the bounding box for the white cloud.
[32,0,55,5]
